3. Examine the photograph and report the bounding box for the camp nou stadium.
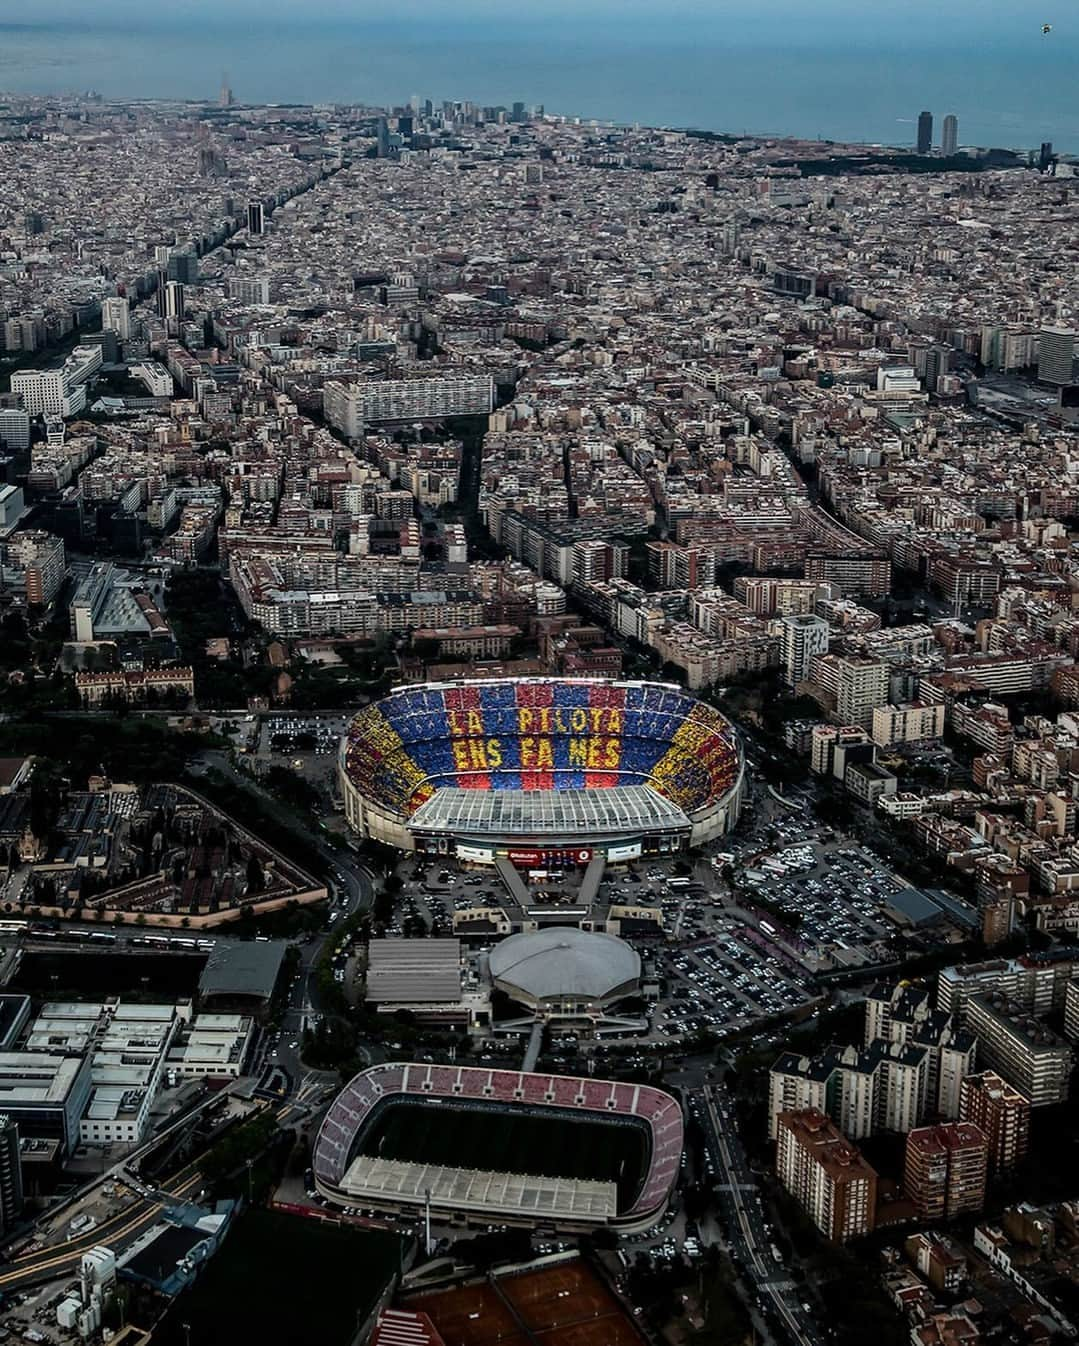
[313,1062,683,1234]
[339,678,745,864]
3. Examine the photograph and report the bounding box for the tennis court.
[409,1258,646,1346]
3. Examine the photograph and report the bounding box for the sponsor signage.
[506,847,593,866]
[607,843,642,862]
[457,844,494,864]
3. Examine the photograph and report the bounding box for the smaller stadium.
[339,677,745,864]
[314,1063,683,1234]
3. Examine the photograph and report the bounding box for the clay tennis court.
[408,1259,646,1346]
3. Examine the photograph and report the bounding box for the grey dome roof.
[488,928,641,1003]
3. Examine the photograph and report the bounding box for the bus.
[669,878,691,889]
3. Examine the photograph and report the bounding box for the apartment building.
[904,1122,988,1221]
[3,529,66,606]
[958,1071,1030,1172]
[871,702,945,748]
[779,613,829,689]
[937,955,1079,1020]
[835,655,890,728]
[767,1052,833,1140]
[878,1041,931,1134]
[1066,977,1079,1044]
[357,374,494,423]
[965,993,1073,1106]
[775,1109,877,1243]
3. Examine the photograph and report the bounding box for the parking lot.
[258,713,349,759]
[737,843,897,969]
[655,923,812,1038]
[356,748,915,1051]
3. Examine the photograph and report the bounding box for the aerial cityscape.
[2,9,1079,1346]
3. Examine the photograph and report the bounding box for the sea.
[2,5,1078,153]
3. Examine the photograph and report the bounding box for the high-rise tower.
[917,110,933,154]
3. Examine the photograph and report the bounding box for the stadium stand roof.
[409,785,689,841]
[489,929,640,1005]
[198,940,286,1004]
[366,939,462,1005]
[340,1156,617,1221]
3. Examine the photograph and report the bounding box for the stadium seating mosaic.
[342,680,741,817]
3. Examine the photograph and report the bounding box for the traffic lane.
[704,1091,821,1346]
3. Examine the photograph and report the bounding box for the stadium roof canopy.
[341,1155,617,1222]
[489,928,640,1004]
[408,785,689,843]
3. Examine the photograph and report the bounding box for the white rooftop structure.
[340,1155,617,1222]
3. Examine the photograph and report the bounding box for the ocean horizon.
[1,7,1078,152]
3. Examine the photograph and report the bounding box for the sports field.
[358,1098,648,1210]
[410,1258,647,1346]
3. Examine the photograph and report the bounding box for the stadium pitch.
[358,1097,649,1209]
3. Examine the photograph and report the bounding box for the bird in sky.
[1042,23,1052,34]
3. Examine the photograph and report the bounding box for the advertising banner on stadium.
[457,845,494,864]
[507,847,593,866]
[607,843,642,862]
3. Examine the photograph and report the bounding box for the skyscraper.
[219,73,233,108]
[941,115,958,157]
[246,201,265,236]
[917,110,933,154]
[1038,326,1075,385]
[166,250,199,285]
[923,344,951,390]
[779,613,829,689]
[164,281,185,323]
[101,296,130,341]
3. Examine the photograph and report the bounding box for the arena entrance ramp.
[495,855,532,916]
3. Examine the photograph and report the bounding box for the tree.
[246,854,264,893]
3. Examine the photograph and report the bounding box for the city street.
[694,1081,824,1346]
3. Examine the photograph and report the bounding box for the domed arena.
[489,928,642,1014]
[339,678,745,860]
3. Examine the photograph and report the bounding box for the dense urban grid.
[1,87,1079,1346]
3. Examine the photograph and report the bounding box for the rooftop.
[199,940,286,1003]
[366,939,463,1005]
[409,785,690,841]
[489,928,641,1004]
